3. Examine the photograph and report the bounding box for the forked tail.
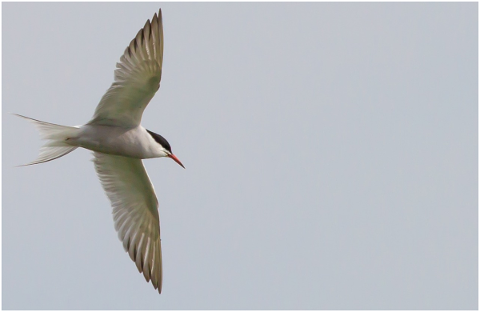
[15,114,80,166]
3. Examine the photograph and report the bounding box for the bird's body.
[16,9,182,294]
[69,125,165,159]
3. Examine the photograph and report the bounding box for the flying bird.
[16,9,182,294]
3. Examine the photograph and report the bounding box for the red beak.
[168,154,185,169]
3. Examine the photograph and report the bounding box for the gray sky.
[3,2,477,309]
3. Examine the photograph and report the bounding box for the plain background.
[2,2,477,309]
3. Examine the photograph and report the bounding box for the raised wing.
[89,9,164,127]
[93,152,163,293]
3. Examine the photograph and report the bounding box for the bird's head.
[147,129,185,169]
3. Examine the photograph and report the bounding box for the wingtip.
[153,9,162,20]
[157,8,162,23]
[151,11,160,29]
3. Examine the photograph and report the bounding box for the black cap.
[146,129,172,153]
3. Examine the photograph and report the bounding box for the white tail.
[15,114,79,166]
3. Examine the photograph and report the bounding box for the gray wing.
[89,9,164,128]
[93,152,163,293]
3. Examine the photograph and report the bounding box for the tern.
[16,9,182,294]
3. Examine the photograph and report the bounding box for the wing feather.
[93,152,163,293]
[89,9,164,127]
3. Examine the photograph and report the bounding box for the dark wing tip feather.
[144,19,151,28]
[124,9,162,60]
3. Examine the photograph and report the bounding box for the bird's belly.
[72,125,154,158]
